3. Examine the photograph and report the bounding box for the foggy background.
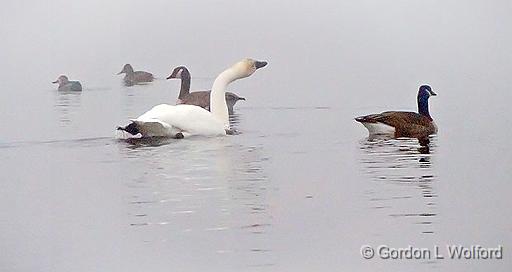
[1,0,511,271]
[2,0,511,109]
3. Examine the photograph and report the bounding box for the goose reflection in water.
[359,134,438,235]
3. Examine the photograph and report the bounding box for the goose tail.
[117,122,140,136]
[354,114,396,135]
[355,114,381,123]
[355,115,372,123]
[117,119,182,138]
[355,116,366,123]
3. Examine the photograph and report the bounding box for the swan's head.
[52,75,69,85]
[118,64,134,75]
[231,58,268,79]
[167,66,191,80]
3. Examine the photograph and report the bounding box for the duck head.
[52,75,69,85]
[167,66,191,80]
[231,58,268,80]
[118,64,134,75]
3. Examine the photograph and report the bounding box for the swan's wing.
[135,104,226,136]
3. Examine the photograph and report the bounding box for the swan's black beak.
[255,61,268,69]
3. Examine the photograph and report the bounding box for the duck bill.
[255,60,268,69]
[117,71,123,75]
[431,91,437,96]
[52,80,58,84]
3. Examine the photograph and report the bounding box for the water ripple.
[359,135,439,235]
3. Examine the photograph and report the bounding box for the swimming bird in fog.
[52,75,82,91]
[355,85,438,137]
[117,64,154,86]
[167,66,245,114]
[117,58,267,139]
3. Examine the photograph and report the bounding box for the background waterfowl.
[117,64,154,86]
[52,75,82,91]
[167,66,245,114]
[117,58,267,138]
[355,85,437,137]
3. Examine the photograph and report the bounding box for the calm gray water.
[1,1,511,271]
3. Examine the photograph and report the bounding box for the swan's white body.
[119,59,266,138]
[131,104,226,137]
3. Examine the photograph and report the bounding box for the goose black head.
[418,85,437,99]
[167,66,191,80]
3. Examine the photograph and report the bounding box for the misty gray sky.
[1,0,511,110]
[1,2,512,271]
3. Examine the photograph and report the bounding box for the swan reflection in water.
[359,134,438,235]
[117,116,275,268]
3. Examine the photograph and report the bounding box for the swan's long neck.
[178,75,191,99]
[210,68,236,129]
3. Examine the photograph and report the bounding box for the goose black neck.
[178,75,191,99]
[417,96,432,119]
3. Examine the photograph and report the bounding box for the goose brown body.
[355,111,437,137]
[168,66,245,114]
[177,91,244,113]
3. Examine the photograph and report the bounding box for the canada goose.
[355,85,438,137]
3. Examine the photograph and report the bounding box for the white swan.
[117,58,267,138]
